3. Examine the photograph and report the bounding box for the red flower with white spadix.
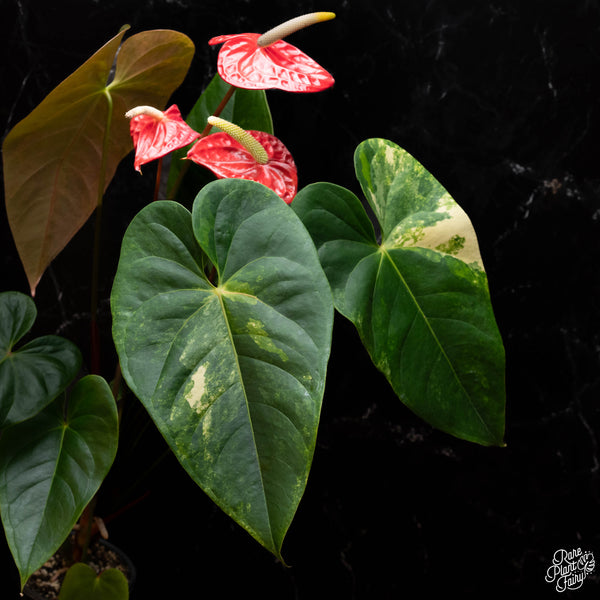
[187,116,298,204]
[125,105,200,172]
[209,12,335,92]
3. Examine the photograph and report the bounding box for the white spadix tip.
[125,106,164,120]
[257,12,336,48]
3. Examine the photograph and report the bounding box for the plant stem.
[153,156,163,202]
[90,202,103,375]
[77,88,114,563]
[201,84,236,136]
[74,496,97,563]
[90,89,114,375]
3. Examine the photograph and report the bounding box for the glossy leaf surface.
[166,73,273,202]
[209,33,334,92]
[0,291,81,428]
[111,179,333,559]
[58,563,128,600]
[293,138,505,446]
[3,28,194,294]
[0,375,118,588]
[187,130,297,203]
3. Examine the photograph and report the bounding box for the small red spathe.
[128,105,200,172]
[187,130,298,203]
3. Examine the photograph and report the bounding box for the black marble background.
[1,0,599,598]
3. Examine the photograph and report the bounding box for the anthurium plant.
[1,11,505,594]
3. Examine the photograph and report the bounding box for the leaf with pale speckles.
[293,138,505,446]
[111,178,333,560]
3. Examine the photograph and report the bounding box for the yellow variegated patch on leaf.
[293,139,505,446]
[355,139,484,269]
[111,179,333,561]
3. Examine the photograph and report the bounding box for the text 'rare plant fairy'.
[1,9,505,596]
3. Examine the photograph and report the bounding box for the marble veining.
[1,1,599,597]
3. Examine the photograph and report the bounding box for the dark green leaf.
[0,375,118,588]
[293,139,505,446]
[0,291,81,428]
[111,179,333,560]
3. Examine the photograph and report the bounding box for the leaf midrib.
[38,94,107,281]
[214,290,276,549]
[378,247,494,438]
[10,418,68,576]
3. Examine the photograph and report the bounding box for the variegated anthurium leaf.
[0,291,82,428]
[0,375,118,589]
[111,178,333,560]
[293,138,505,446]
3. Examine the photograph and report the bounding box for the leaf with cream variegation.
[293,138,505,446]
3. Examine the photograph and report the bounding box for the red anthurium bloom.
[209,12,335,92]
[187,116,298,203]
[125,105,200,172]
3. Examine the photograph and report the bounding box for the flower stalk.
[90,88,114,376]
[200,85,236,137]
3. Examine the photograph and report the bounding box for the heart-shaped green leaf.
[166,73,273,202]
[58,563,128,600]
[293,138,505,446]
[0,375,119,588]
[111,179,333,560]
[3,28,194,294]
[0,291,81,428]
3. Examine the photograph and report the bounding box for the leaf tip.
[29,276,40,298]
